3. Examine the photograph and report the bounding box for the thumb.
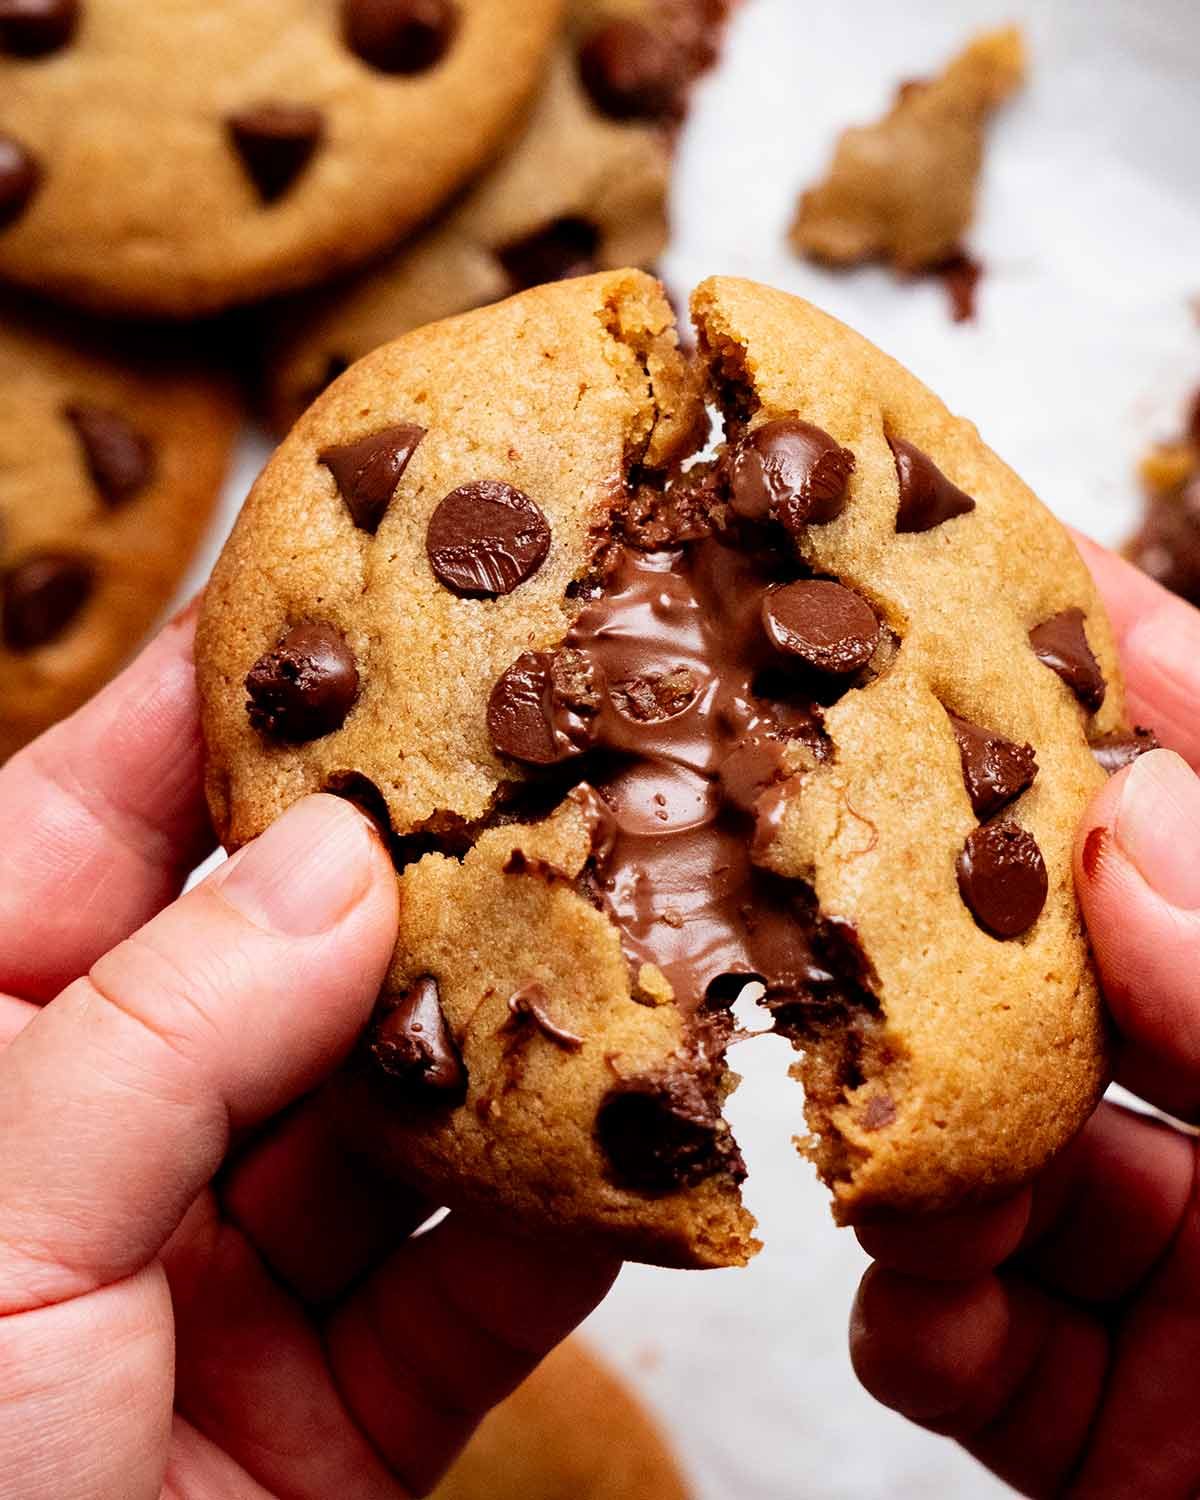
[1075,749,1200,1119]
[0,794,398,1313]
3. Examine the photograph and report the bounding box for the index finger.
[1073,531,1200,770]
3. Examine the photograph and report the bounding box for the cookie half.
[0,0,561,315]
[266,0,729,432]
[198,271,1123,1267]
[1,306,238,759]
[433,1337,690,1500]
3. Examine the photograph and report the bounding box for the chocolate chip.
[578,18,685,121]
[496,217,600,292]
[595,1074,739,1192]
[324,770,393,839]
[1,551,92,651]
[504,984,583,1052]
[729,417,855,530]
[947,711,1037,820]
[342,0,457,75]
[488,648,600,765]
[956,820,1047,939]
[0,133,40,229]
[761,579,879,675]
[1090,727,1159,776]
[245,621,358,741]
[64,403,154,508]
[888,436,977,533]
[0,0,78,56]
[227,103,324,203]
[426,480,550,597]
[319,422,425,533]
[369,976,466,1101]
[1029,607,1106,712]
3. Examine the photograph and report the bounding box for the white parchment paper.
[186,1,1200,1493]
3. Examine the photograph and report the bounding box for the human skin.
[0,599,618,1500]
[851,535,1200,1499]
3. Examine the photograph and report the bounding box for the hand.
[850,537,1200,1498]
[0,603,618,1500]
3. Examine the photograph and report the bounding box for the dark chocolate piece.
[319,422,425,533]
[227,102,324,202]
[947,711,1037,820]
[956,820,1047,939]
[0,0,78,56]
[577,18,685,121]
[503,984,583,1052]
[245,621,359,741]
[370,976,466,1100]
[426,479,551,597]
[1,551,92,651]
[64,403,154,508]
[342,0,457,74]
[761,580,879,676]
[496,217,600,291]
[0,133,40,229]
[1029,607,1106,712]
[729,417,855,531]
[595,1073,743,1192]
[1090,727,1159,776]
[487,648,600,765]
[888,436,976,533]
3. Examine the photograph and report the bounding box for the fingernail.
[217,795,376,936]
[1114,750,1200,910]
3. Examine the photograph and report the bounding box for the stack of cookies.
[0,0,729,756]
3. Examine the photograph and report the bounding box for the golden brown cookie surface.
[199,271,1124,1264]
[0,0,561,315]
[0,306,237,760]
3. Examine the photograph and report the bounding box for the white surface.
[186,2,1200,1493]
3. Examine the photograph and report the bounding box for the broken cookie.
[198,270,1125,1267]
[1125,383,1200,607]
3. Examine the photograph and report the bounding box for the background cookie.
[0,304,238,759]
[198,271,1122,1267]
[0,0,562,316]
[266,0,728,433]
[433,1337,691,1500]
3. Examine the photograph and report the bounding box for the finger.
[217,1088,437,1307]
[325,1214,620,1496]
[1076,750,1200,1119]
[0,602,214,1001]
[1073,532,1200,769]
[0,995,34,1051]
[855,1192,1032,1282]
[0,793,398,1313]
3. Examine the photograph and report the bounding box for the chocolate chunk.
[947,711,1037,820]
[729,417,855,530]
[496,216,600,292]
[0,0,78,56]
[324,770,393,839]
[956,820,1047,939]
[888,436,977,533]
[342,0,457,74]
[595,1074,740,1192]
[578,18,685,121]
[1029,607,1106,712]
[1,551,92,651]
[319,422,425,533]
[504,984,583,1053]
[426,480,551,597]
[369,976,466,1100]
[860,1093,897,1131]
[245,621,358,741]
[227,103,324,203]
[1090,727,1159,776]
[0,133,40,229]
[487,648,600,765]
[609,667,697,723]
[64,403,154,508]
[761,579,879,675]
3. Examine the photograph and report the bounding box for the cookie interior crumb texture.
[198,270,1127,1268]
[790,24,1026,276]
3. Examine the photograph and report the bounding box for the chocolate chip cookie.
[0,0,561,316]
[0,304,238,759]
[198,271,1130,1267]
[1126,383,1200,606]
[266,0,729,432]
[433,1337,690,1500]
